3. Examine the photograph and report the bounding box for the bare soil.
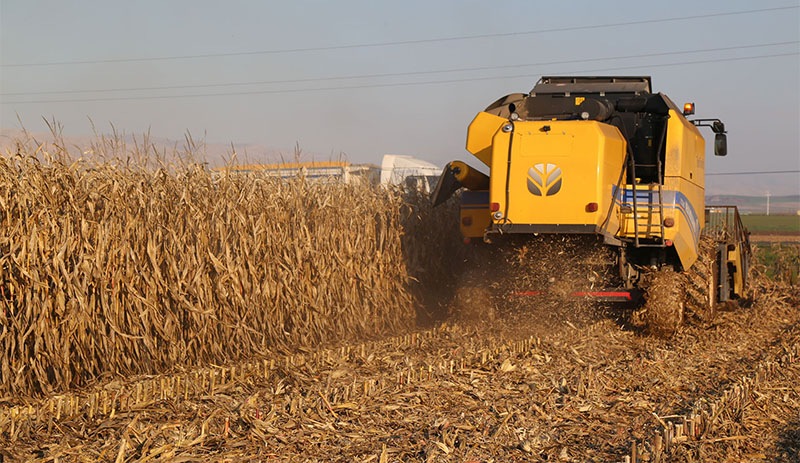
[750,233,800,243]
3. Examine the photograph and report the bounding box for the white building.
[379,154,442,193]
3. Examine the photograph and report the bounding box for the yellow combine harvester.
[433,76,750,331]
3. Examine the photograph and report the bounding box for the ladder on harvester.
[627,151,666,248]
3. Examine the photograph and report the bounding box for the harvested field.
[1,277,797,462]
[1,141,799,462]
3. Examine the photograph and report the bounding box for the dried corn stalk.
[0,144,456,396]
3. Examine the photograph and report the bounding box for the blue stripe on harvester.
[611,185,701,242]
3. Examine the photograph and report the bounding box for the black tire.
[685,236,718,322]
[638,268,685,337]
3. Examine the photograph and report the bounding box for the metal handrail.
[704,204,752,291]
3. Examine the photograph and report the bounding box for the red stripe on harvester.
[571,291,632,300]
[510,290,633,301]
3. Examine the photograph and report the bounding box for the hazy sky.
[1,1,798,195]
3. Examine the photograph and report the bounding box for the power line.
[3,41,795,97]
[2,5,796,68]
[3,52,796,105]
[707,170,800,176]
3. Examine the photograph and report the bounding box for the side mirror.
[714,133,727,157]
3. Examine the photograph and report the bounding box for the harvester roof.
[531,76,652,96]
[483,76,676,123]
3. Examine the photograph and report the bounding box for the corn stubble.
[0,148,444,396]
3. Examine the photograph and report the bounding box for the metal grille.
[705,205,752,262]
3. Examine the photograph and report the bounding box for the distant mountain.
[707,194,800,215]
[0,128,289,167]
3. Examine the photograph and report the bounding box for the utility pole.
[766,191,771,216]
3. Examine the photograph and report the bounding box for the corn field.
[0,142,458,397]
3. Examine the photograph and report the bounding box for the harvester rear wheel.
[685,235,718,322]
[637,268,685,337]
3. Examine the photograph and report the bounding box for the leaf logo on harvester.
[527,163,562,196]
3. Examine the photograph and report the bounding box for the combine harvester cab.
[433,76,750,332]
